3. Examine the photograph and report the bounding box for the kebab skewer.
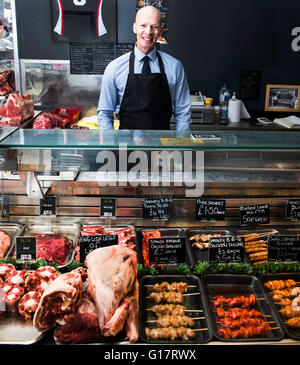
[145,282,194,293]
[215,307,271,319]
[146,314,197,328]
[147,304,203,316]
[212,294,265,308]
[217,322,274,339]
[145,326,197,340]
[147,291,200,304]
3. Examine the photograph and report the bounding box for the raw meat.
[32,112,70,129]
[0,93,34,125]
[25,266,59,293]
[18,291,42,319]
[0,70,14,96]
[85,245,137,333]
[0,230,11,258]
[54,292,103,344]
[33,268,85,331]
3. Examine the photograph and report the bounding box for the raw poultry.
[145,326,195,341]
[148,291,183,304]
[217,322,272,339]
[212,294,256,308]
[151,281,189,293]
[149,315,195,328]
[148,304,188,317]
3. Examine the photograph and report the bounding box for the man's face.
[133,7,162,54]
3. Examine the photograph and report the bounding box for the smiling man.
[97,5,192,130]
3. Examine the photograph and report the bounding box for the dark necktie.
[142,56,151,74]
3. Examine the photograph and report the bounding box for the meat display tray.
[139,275,213,344]
[135,227,195,267]
[202,274,285,342]
[185,228,233,263]
[18,223,81,268]
[0,312,44,344]
[259,273,300,340]
[0,222,24,258]
[232,228,279,266]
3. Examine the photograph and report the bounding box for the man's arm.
[173,62,192,131]
[97,63,118,130]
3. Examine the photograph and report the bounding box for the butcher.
[97,5,192,131]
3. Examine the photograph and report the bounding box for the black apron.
[119,51,172,130]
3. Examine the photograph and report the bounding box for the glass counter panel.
[1,129,300,150]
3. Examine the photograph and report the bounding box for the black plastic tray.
[136,227,195,267]
[186,228,233,263]
[259,273,300,340]
[139,275,213,344]
[202,274,285,342]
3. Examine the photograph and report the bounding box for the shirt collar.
[134,45,157,62]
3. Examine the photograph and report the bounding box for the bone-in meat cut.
[33,268,85,331]
[0,230,11,258]
[0,93,34,125]
[85,245,138,341]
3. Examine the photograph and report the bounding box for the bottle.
[219,82,230,125]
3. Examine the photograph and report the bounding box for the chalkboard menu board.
[240,204,270,227]
[70,43,134,75]
[142,198,173,220]
[40,196,56,216]
[286,199,300,220]
[79,234,118,262]
[208,236,245,264]
[148,237,186,265]
[195,199,226,221]
[268,235,300,262]
[100,198,116,217]
[16,236,37,262]
[0,196,9,218]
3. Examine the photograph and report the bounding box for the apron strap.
[129,50,166,74]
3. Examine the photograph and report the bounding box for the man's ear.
[133,23,137,34]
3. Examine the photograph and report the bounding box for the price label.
[267,235,300,262]
[16,236,36,262]
[208,236,245,264]
[79,234,118,262]
[286,200,300,220]
[148,237,186,265]
[142,198,173,220]
[240,204,269,227]
[195,199,226,221]
[0,195,9,218]
[100,198,116,218]
[40,196,56,216]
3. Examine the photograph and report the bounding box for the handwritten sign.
[286,199,300,220]
[208,236,245,263]
[16,236,36,262]
[240,204,269,226]
[0,196,9,218]
[148,237,185,265]
[268,235,300,262]
[40,196,56,216]
[195,199,226,221]
[100,198,116,218]
[142,198,173,220]
[79,234,118,262]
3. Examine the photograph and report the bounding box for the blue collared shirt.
[97,46,192,130]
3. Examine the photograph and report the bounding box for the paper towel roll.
[228,98,242,123]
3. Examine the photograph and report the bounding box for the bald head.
[133,6,162,54]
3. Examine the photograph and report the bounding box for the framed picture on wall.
[265,84,300,112]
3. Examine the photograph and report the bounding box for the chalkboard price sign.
[40,196,56,216]
[79,234,118,262]
[16,236,37,262]
[0,195,9,218]
[148,237,186,265]
[208,236,245,264]
[267,235,300,262]
[286,200,300,220]
[240,204,269,226]
[100,198,116,218]
[142,198,173,220]
[195,199,226,221]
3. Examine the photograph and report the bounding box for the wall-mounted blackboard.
[15,0,300,113]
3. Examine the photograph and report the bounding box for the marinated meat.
[54,292,103,344]
[85,245,137,333]
[0,230,11,258]
[33,268,85,331]
[0,93,34,125]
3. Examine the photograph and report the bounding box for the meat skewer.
[145,326,197,340]
[212,294,265,308]
[238,231,278,242]
[286,317,300,328]
[146,315,200,327]
[147,304,203,316]
[264,279,299,291]
[147,291,200,304]
[217,323,276,339]
[144,282,195,292]
[216,317,275,329]
[215,307,272,319]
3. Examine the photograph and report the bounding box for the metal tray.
[139,275,213,344]
[0,312,44,344]
[202,274,285,342]
[259,273,300,340]
[19,223,81,268]
[186,228,233,263]
[233,228,279,266]
[0,222,24,258]
[135,227,195,267]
